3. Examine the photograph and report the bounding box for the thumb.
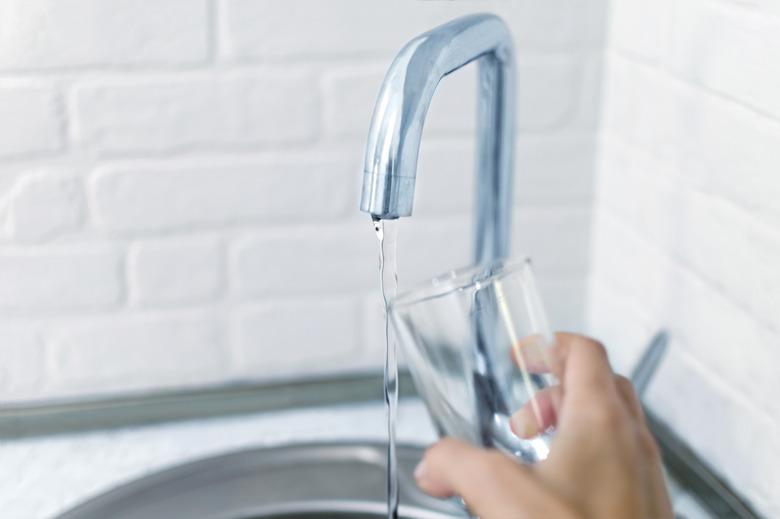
[415,438,547,518]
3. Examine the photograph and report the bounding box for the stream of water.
[373,216,400,519]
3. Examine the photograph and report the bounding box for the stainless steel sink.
[57,442,463,519]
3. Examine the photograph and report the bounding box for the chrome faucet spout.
[360,13,516,263]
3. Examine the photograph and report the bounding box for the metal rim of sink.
[57,441,463,519]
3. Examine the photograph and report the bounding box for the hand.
[414,333,673,519]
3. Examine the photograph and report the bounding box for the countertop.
[0,399,713,519]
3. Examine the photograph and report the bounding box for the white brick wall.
[588,0,780,515]
[218,0,605,59]
[49,312,226,394]
[91,155,354,232]
[0,248,122,312]
[128,238,223,306]
[0,0,603,405]
[73,73,320,154]
[0,0,210,69]
[233,298,361,379]
[1,170,84,241]
[0,85,62,157]
[0,328,44,399]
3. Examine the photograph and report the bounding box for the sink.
[57,442,463,519]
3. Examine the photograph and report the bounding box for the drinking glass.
[390,258,558,463]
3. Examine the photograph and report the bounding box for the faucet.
[360,13,515,263]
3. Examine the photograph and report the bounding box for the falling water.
[373,216,400,519]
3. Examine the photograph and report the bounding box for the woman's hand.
[414,333,673,519]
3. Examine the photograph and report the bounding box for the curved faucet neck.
[360,13,516,263]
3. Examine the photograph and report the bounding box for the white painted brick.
[412,136,594,218]
[50,313,225,394]
[232,203,590,302]
[660,191,780,333]
[91,155,354,232]
[323,56,582,138]
[670,0,780,119]
[514,56,584,132]
[535,275,587,333]
[220,0,605,61]
[73,73,318,154]
[588,210,670,328]
[0,86,62,157]
[321,67,386,140]
[2,171,84,242]
[0,328,44,400]
[0,0,208,69]
[600,57,679,160]
[604,56,780,229]
[234,298,360,379]
[397,207,591,287]
[725,0,780,17]
[221,0,441,60]
[322,64,482,138]
[514,136,596,203]
[589,208,780,420]
[232,221,378,298]
[129,239,223,306]
[574,54,606,133]
[609,0,673,63]
[395,216,472,287]
[507,0,607,50]
[593,138,659,227]
[669,85,780,231]
[0,248,122,312]
[585,278,656,375]
[511,206,592,274]
[412,142,476,217]
[598,137,780,333]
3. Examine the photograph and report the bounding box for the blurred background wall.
[587,0,780,514]
[0,0,604,403]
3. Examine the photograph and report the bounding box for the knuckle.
[480,450,524,481]
[427,437,460,460]
[588,399,627,431]
[586,338,609,359]
[638,429,661,460]
[615,375,638,399]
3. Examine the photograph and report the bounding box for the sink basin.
[57,442,463,519]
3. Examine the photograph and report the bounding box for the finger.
[509,374,637,439]
[510,385,562,438]
[614,375,644,424]
[415,438,545,517]
[613,376,672,517]
[509,334,556,374]
[550,332,616,400]
[646,438,674,518]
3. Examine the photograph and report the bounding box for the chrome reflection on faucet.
[360,13,516,263]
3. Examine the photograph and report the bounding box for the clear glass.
[390,257,557,463]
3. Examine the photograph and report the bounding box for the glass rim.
[389,256,532,312]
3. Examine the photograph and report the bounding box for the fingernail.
[414,460,427,481]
